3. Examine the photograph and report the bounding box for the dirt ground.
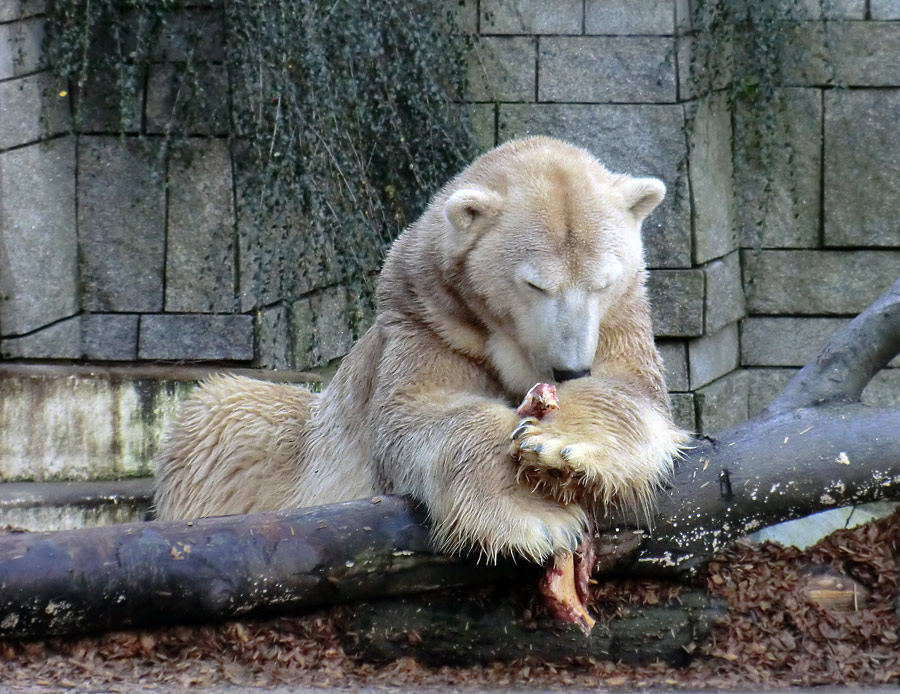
[1,512,898,692]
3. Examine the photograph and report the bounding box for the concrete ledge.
[0,479,153,531]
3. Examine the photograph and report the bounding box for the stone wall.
[0,0,898,436]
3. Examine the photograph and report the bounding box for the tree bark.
[0,276,897,643]
[343,588,723,666]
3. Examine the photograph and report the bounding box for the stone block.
[146,63,229,136]
[746,368,794,417]
[0,0,44,23]
[82,314,139,361]
[704,251,744,334]
[467,103,496,152]
[585,0,675,35]
[668,392,696,434]
[138,314,253,361]
[481,0,582,34]
[676,28,734,100]
[784,22,900,87]
[256,304,291,370]
[74,66,144,133]
[0,16,44,80]
[647,269,705,337]
[695,370,749,435]
[0,138,77,336]
[78,137,166,312]
[656,340,689,392]
[742,317,844,367]
[1,316,81,359]
[862,369,900,408]
[825,89,900,247]
[290,286,355,369]
[687,92,736,264]
[498,103,691,268]
[743,250,900,315]
[539,37,677,103]
[144,9,225,63]
[872,0,900,19]
[688,322,739,389]
[165,139,236,313]
[467,36,536,102]
[0,72,70,149]
[734,88,821,249]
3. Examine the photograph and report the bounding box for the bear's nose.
[552,368,591,382]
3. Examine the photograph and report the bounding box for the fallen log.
[0,277,897,646]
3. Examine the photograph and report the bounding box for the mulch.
[1,511,898,691]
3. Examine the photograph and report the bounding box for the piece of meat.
[516,383,595,634]
[516,382,559,419]
[539,548,596,636]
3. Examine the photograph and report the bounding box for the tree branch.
[767,274,900,412]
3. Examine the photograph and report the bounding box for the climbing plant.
[44,0,475,366]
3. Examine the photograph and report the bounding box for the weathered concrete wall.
[0,0,897,444]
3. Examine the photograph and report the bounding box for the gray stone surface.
[704,251,745,334]
[146,9,225,62]
[467,36,536,102]
[290,286,355,369]
[165,139,236,313]
[1,316,81,359]
[784,22,900,87]
[256,304,291,370]
[676,28,734,101]
[825,89,900,247]
[695,369,749,435]
[688,92,736,264]
[872,0,900,19]
[0,72,69,149]
[138,314,253,361]
[0,16,44,80]
[585,0,675,35]
[467,103,497,152]
[146,63,229,136]
[862,369,900,408]
[689,321,739,389]
[480,0,583,35]
[668,392,696,434]
[746,367,794,416]
[748,367,900,414]
[0,0,44,22]
[74,67,143,133]
[498,103,690,268]
[734,88,821,249]
[0,138,77,336]
[82,314,139,361]
[656,340,689,392]
[539,37,677,103]
[742,317,846,367]
[743,250,900,315]
[78,137,166,312]
[647,269,705,337]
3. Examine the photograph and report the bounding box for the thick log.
[344,587,724,666]
[0,497,515,639]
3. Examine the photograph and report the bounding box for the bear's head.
[436,137,665,394]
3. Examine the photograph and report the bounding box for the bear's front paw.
[509,417,596,503]
[509,415,670,511]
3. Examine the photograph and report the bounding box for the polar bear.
[154,137,688,562]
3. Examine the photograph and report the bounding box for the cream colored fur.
[154,137,689,562]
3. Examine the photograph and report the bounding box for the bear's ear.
[618,177,666,222]
[444,188,504,234]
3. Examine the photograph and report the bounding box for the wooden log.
[344,587,723,666]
